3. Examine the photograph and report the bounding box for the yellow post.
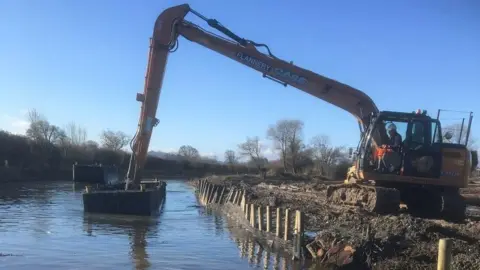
[266,206,271,232]
[257,206,263,231]
[276,208,281,237]
[437,238,453,270]
[284,208,289,241]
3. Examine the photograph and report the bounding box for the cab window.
[411,121,425,144]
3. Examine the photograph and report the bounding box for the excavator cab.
[329,109,475,220]
[355,109,475,183]
[360,110,446,179]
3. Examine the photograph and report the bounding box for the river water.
[0,180,303,270]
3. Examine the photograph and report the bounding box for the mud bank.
[192,175,480,270]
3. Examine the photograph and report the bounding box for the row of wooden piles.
[196,179,306,260]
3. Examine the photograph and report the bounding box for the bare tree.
[310,134,346,176]
[26,118,65,145]
[267,119,304,173]
[178,145,200,160]
[267,120,290,172]
[238,136,267,178]
[65,122,87,146]
[286,120,304,174]
[224,149,238,171]
[100,130,129,151]
[27,108,44,124]
[443,123,477,149]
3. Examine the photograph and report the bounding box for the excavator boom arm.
[127,4,379,183]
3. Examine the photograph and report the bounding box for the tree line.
[222,119,352,179]
[2,110,474,181]
[0,109,244,181]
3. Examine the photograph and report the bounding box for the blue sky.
[1,0,479,159]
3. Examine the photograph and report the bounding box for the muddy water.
[0,180,308,270]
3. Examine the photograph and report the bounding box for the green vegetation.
[0,110,355,182]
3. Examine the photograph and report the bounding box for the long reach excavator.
[127,4,478,220]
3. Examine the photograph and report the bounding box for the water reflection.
[201,205,315,270]
[82,204,165,270]
[1,180,320,270]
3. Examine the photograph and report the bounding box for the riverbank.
[191,174,480,269]
[0,166,227,183]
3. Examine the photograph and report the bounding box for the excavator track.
[440,191,466,222]
[326,183,401,214]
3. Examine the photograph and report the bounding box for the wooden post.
[203,184,210,204]
[257,206,263,231]
[223,189,231,204]
[233,190,239,204]
[217,187,225,204]
[284,208,290,241]
[276,208,281,237]
[437,238,453,270]
[241,193,246,211]
[294,210,304,260]
[212,186,219,203]
[207,185,214,204]
[211,187,218,204]
[227,188,234,203]
[250,204,255,227]
[245,203,250,220]
[207,186,213,204]
[266,206,271,232]
[235,190,242,205]
[200,183,205,204]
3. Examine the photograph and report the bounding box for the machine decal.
[441,171,460,177]
[236,52,272,72]
[236,52,308,85]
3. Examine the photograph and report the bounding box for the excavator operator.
[387,123,402,148]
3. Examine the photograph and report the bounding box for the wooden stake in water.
[284,208,289,241]
[276,208,281,237]
[266,206,271,232]
[257,206,263,231]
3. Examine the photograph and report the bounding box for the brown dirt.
[199,174,480,270]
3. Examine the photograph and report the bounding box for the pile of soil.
[198,174,480,269]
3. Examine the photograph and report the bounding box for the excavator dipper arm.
[126,4,379,184]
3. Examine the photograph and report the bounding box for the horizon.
[1,0,479,161]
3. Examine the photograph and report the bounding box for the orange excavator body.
[125,4,476,220]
